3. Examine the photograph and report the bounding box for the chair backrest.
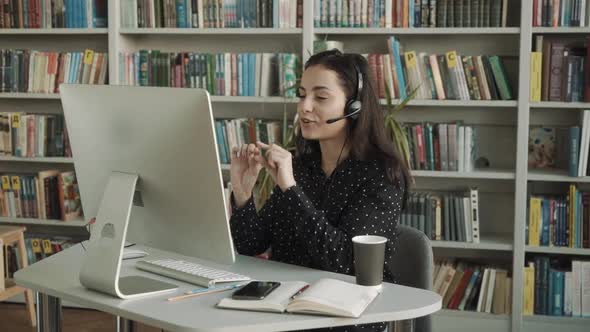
[388,224,434,332]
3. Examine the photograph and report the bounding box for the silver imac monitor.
[60,85,235,298]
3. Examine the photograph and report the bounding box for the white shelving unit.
[119,27,302,34]
[530,101,590,109]
[0,23,105,241]
[392,99,518,107]
[432,235,513,251]
[0,93,61,100]
[531,27,590,34]
[0,28,108,34]
[0,156,74,163]
[528,169,590,183]
[525,246,590,256]
[0,217,86,227]
[411,169,516,180]
[4,1,589,331]
[314,27,521,35]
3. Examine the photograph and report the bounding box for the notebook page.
[290,278,379,316]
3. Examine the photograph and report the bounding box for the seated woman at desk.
[229,49,410,332]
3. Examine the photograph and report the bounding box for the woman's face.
[297,65,349,141]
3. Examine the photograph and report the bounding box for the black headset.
[326,61,363,124]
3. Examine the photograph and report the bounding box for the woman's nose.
[299,97,313,113]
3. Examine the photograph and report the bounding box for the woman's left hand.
[256,141,296,192]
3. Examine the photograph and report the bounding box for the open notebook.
[216,278,380,318]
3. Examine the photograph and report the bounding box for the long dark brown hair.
[296,49,411,205]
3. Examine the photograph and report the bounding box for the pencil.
[167,285,240,302]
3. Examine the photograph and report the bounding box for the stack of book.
[530,35,590,103]
[215,118,283,164]
[532,0,589,27]
[523,256,590,317]
[383,37,513,100]
[400,188,480,243]
[0,113,71,158]
[314,0,509,28]
[121,0,302,28]
[119,51,299,97]
[0,0,107,28]
[0,49,108,94]
[3,234,77,278]
[403,122,478,172]
[527,184,590,248]
[434,259,512,314]
[0,171,82,221]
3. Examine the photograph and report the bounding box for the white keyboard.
[135,258,251,287]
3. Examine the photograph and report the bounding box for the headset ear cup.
[347,100,362,120]
[344,99,354,116]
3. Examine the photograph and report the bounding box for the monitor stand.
[79,172,178,299]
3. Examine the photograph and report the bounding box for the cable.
[320,134,349,212]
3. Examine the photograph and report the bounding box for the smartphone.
[231,281,281,300]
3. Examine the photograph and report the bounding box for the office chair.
[387,224,434,332]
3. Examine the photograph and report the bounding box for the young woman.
[229,49,411,332]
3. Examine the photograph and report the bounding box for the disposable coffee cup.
[352,235,388,291]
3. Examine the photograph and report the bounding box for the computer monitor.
[60,85,236,298]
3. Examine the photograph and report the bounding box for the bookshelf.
[531,27,590,34]
[2,1,589,331]
[433,309,510,332]
[0,156,74,164]
[0,28,109,35]
[0,93,61,100]
[530,101,590,109]
[528,169,590,183]
[525,246,590,256]
[314,27,521,34]
[119,27,303,34]
[432,235,513,251]
[0,3,109,282]
[0,217,86,228]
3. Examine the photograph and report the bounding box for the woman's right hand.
[230,143,264,208]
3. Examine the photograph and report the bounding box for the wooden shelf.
[412,169,515,180]
[314,27,520,35]
[0,284,27,302]
[0,93,60,100]
[119,28,302,35]
[528,169,590,183]
[525,246,590,256]
[432,235,513,251]
[0,156,73,163]
[0,217,86,227]
[532,27,590,34]
[0,28,108,35]
[530,102,590,109]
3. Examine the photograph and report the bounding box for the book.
[217,278,380,318]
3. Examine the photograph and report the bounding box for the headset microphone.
[325,109,361,124]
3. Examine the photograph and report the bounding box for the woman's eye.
[316,96,327,101]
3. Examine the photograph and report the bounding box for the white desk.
[15,243,441,332]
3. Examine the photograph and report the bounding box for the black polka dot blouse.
[230,153,404,332]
